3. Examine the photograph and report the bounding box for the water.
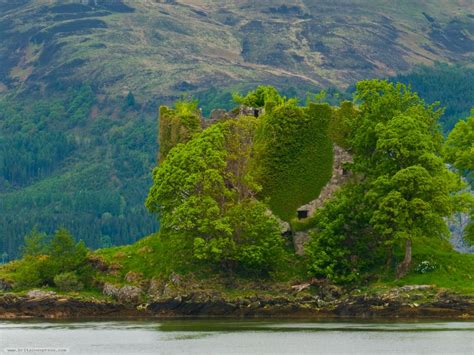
[1,320,473,354]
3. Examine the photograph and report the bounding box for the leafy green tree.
[147,116,285,274]
[307,80,467,280]
[306,184,379,283]
[14,228,92,289]
[444,111,474,244]
[21,227,48,257]
[194,200,285,273]
[45,228,89,278]
[444,111,474,179]
[370,166,462,277]
[233,85,284,108]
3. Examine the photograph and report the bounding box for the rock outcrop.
[1,284,473,320]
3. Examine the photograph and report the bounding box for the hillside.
[1,0,473,101]
[0,0,473,259]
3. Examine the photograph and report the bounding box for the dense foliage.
[394,63,474,133]
[306,80,470,281]
[2,63,473,264]
[147,115,286,274]
[253,100,333,220]
[12,228,92,289]
[444,112,474,244]
[0,87,158,259]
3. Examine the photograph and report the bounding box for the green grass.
[371,236,474,295]
[1,231,473,300]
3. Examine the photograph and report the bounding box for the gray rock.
[147,278,163,298]
[293,231,310,256]
[102,283,119,298]
[0,279,12,291]
[169,272,182,287]
[26,290,56,299]
[117,285,142,304]
[398,285,434,292]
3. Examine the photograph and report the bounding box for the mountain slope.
[1,0,473,102]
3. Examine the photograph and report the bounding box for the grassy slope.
[387,237,474,294]
[1,0,472,101]
[94,234,474,294]
[1,229,472,300]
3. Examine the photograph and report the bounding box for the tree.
[146,116,286,274]
[370,166,461,277]
[306,184,378,283]
[444,111,474,179]
[233,85,284,108]
[21,227,48,257]
[353,80,463,277]
[307,80,466,280]
[42,228,90,284]
[444,111,474,244]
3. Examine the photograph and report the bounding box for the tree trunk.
[396,239,412,279]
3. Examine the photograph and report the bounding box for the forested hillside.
[1,0,473,259]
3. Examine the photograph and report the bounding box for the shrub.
[14,256,46,289]
[415,260,437,274]
[53,272,84,291]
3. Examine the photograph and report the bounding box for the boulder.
[0,279,12,291]
[117,285,142,304]
[26,290,56,299]
[147,278,163,298]
[169,272,182,287]
[102,283,119,298]
[398,285,434,292]
[124,271,143,283]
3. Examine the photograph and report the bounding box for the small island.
[1,81,473,320]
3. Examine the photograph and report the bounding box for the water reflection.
[1,320,473,354]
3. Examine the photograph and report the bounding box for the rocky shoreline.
[1,286,473,320]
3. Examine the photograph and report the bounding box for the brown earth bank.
[1,286,473,320]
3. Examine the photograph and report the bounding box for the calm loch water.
[1,320,473,354]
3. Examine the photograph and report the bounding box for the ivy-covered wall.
[158,103,202,163]
[254,102,334,220]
